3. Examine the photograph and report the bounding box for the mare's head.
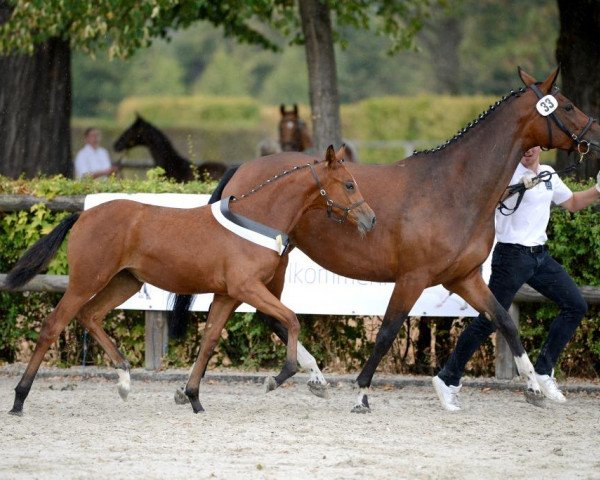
[518,66,600,154]
[312,145,376,235]
[279,104,312,152]
[114,113,153,152]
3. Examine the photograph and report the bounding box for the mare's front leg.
[446,272,541,396]
[353,279,427,413]
[185,294,240,413]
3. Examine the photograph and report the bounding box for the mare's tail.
[5,213,80,290]
[168,166,241,339]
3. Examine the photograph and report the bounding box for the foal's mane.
[234,161,318,201]
[413,87,527,156]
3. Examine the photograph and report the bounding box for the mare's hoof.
[351,404,371,414]
[192,406,205,414]
[174,387,190,405]
[524,388,546,408]
[265,376,278,392]
[308,381,330,399]
[8,409,23,417]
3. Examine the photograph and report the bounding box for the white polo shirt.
[495,163,572,246]
[74,144,112,179]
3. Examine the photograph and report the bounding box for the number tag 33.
[536,95,558,116]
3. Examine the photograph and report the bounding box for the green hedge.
[0,174,598,379]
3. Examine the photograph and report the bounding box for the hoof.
[524,388,546,408]
[117,383,130,401]
[265,376,278,392]
[8,409,23,417]
[192,406,205,414]
[174,387,190,405]
[351,404,371,414]
[308,381,330,399]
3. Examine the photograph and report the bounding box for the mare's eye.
[345,181,355,191]
[565,104,574,112]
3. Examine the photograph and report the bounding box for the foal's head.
[313,145,376,235]
[279,104,312,152]
[113,113,153,152]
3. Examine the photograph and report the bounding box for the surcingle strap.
[211,196,289,255]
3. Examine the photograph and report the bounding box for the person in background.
[433,146,600,411]
[74,127,120,179]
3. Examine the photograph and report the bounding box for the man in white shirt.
[74,128,120,179]
[433,146,600,411]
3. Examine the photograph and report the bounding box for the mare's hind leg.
[76,271,143,400]
[260,255,329,397]
[445,272,541,396]
[10,290,92,416]
[185,294,240,413]
[353,279,427,413]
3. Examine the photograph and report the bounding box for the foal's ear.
[518,66,536,87]
[280,104,285,115]
[293,104,298,115]
[325,145,337,168]
[539,65,561,94]
[335,145,346,162]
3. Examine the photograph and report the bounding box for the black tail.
[169,165,241,338]
[5,213,80,290]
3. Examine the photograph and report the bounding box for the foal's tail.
[168,166,241,339]
[5,213,80,290]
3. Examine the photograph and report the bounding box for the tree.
[555,0,600,180]
[0,0,434,176]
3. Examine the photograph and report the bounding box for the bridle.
[498,84,598,216]
[234,162,365,224]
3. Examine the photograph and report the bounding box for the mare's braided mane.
[413,87,527,155]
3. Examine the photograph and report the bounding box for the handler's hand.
[520,173,540,190]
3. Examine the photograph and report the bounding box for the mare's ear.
[280,104,285,115]
[539,65,561,94]
[293,104,298,115]
[335,144,346,162]
[325,145,336,168]
[518,66,536,87]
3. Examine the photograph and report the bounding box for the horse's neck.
[144,128,191,173]
[231,168,319,233]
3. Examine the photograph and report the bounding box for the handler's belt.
[211,196,289,256]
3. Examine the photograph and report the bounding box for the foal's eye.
[565,104,574,112]
[345,181,355,191]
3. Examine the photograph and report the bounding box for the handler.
[433,146,600,411]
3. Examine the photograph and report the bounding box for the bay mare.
[4,146,375,415]
[175,67,600,412]
[279,103,312,152]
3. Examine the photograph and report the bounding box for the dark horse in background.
[173,67,600,412]
[113,114,227,182]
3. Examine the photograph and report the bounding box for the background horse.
[5,146,375,416]
[279,104,313,152]
[178,66,600,412]
[113,114,227,182]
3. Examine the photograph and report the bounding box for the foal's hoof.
[308,381,330,399]
[524,388,546,408]
[117,383,130,401]
[265,376,278,392]
[351,404,371,414]
[174,386,190,405]
[8,408,23,417]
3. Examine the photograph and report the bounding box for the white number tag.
[536,95,558,116]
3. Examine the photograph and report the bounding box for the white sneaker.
[432,375,462,411]
[534,370,566,403]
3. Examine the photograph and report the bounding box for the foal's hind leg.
[76,271,143,400]
[185,294,240,413]
[10,290,92,416]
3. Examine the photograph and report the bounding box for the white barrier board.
[84,193,491,317]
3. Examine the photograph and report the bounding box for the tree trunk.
[298,0,342,154]
[0,11,72,179]
[555,0,600,180]
[422,15,463,95]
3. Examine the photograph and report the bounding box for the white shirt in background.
[74,144,112,179]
